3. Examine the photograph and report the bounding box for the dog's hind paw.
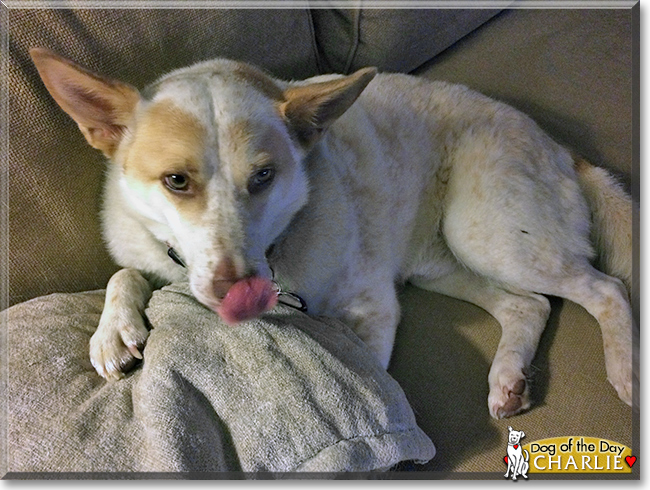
[603,333,634,406]
[89,312,149,381]
[488,376,530,419]
[608,370,633,406]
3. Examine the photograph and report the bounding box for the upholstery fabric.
[311,8,500,74]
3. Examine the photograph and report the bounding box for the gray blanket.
[3,283,434,475]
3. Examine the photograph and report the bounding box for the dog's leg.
[542,265,633,405]
[90,268,153,380]
[522,457,529,479]
[341,282,401,370]
[515,455,523,479]
[411,269,551,418]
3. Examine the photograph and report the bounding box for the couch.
[1,4,639,478]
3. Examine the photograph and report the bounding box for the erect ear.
[278,67,377,146]
[30,47,140,157]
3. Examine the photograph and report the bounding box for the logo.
[504,426,529,480]
[503,429,637,477]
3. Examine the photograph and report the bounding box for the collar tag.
[269,264,308,313]
[273,283,308,313]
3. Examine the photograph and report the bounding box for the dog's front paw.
[488,371,530,419]
[89,311,149,380]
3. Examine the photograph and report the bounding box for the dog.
[505,426,529,480]
[30,48,634,418]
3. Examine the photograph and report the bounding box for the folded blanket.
[3,283,435,475]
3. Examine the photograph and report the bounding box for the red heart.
[514,444,519,449]
[504,456,508,464]
[625,456,636,468]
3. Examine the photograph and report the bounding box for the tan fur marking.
[573,154,590,173]
[224,119,254,155]
[279,67,377,147]
[223,119,256,189]
[30,47,140,157]
[125,100,207,219]
[232,62,285,101]
[223,119,284,191]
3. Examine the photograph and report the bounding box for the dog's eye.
[247,167,276,194]
[163,173,190,192]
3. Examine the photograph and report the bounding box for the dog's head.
[30,48,376,320]
[507,426,526,445]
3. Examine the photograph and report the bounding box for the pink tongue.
[216,276,278,325]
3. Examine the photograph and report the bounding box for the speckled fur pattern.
[30,49,634,418]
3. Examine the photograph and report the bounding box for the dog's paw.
[89,312,149,381]
[606,359,633,406]
[612,381,633,406]
[488,373,530,419]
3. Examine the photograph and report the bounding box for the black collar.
[167,246,186,267]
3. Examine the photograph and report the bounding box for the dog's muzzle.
[166,245,307,314]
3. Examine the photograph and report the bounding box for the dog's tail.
[574,156,634,294]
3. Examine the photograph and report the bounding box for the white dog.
[30,48,634,418]
[505,426,529,480]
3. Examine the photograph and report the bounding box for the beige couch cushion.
[310,9,500,73]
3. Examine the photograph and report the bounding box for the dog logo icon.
[504,426,529,480]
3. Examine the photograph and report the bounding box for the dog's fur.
[30,48,634,418]
[505,426,529,480]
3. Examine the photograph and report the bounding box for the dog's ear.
[30,48,140,157]
[279,67,377,147]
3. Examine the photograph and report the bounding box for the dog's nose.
[212,257,239,299]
